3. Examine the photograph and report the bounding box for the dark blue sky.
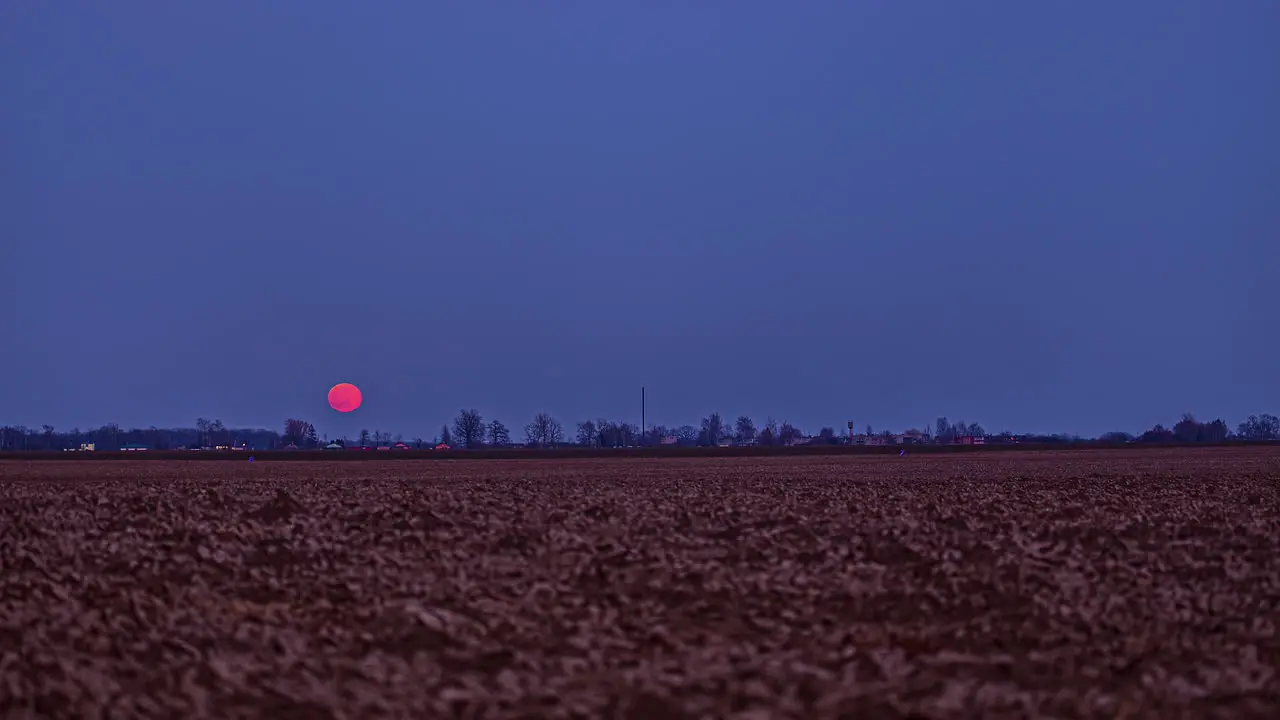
[3,2,1276,439]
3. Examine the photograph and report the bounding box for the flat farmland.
[1,448,1278,719]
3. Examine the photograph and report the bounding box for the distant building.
[902,430,929,444]
[120,444,149,452]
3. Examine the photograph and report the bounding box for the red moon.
[328,383,362,413]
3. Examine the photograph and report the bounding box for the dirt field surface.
[1,448,1277,719]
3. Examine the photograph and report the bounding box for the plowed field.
[1,448,1278,718]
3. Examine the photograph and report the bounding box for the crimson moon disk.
[328,383,362,413]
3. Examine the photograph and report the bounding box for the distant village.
[2,411,1275,453]
[61,430,990,453]
[34,425,1008,453]
[23,428,1117,454]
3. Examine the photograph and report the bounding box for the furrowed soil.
[1,448,1277,719]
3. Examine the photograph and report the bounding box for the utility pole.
[641,386,646,446]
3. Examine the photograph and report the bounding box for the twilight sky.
[2,1,1276,440]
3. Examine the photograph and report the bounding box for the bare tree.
[453,409,486,448]
[1259,413,1277,439]
[546,415,564,446]
[734,415,756,444]
[524,412,563,448]
[700,412,726,446]
[439,425,452,446]
[1173,414,1228,443]
[597,420,620,447]
[210,419,226,447]
[283,419,310,446]
[778,421,801,446]
[1201,419,1229,442]
[576,420,597,447]
[1236,416,1257,439]
[758,417,778,446]
[488,420,511,446]
[617,423,639,446]
[2,426,28,450]
[645,424,670,446]
[935,417,952,444]
[674,425,698,446]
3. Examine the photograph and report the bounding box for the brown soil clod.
[245,489,308,524]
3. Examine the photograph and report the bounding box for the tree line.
[1,410,1276,452]
[1103,413,1280,444]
